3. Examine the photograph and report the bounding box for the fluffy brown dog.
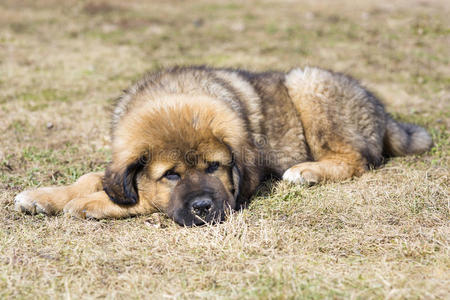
[14,66,432,226]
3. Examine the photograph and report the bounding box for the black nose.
[191,196,212,216]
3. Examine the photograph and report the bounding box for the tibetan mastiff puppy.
[14,66,432,226]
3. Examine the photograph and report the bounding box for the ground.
[0,0,449,298]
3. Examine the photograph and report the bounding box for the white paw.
[282,168,306,184]
[14,191,47,215]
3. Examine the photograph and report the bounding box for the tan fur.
[15,172,104,215]
[15,66,432,223]
[283,67,382,184]
[64,192,127,219]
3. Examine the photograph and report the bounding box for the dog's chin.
[172,209,225,227]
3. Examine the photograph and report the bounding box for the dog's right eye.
[206,161,220,174]
[163,170,180,181]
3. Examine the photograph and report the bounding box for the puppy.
[15,66,432,225]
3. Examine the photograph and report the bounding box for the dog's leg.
[283,67,386,185]
[63,190,152,219]
[14,172,104,215]
[283,151,366,185]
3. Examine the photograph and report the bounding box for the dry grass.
[1,0,449,298]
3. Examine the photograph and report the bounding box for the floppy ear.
[224,142,260,209]
[231,160,241,201]
[103,157,146,205]
[229,150,253,210]
[224,144,241,205]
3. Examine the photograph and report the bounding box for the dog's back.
[111,66,432,181]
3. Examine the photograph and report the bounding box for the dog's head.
[103,95,257,226]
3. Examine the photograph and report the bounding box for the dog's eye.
[206,161,220,174]
[163,170,180,181]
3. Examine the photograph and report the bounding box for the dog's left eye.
[163,170,181,181]
[206,161,220,174]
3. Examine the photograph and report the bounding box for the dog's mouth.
[190,200,213,221]
[172,200,225,226]
[167,172,236,226]
[191,206,225,226]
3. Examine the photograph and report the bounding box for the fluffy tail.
[384,117,433,156]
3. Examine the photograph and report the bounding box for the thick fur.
[14,66,432,224]
[384,117,433,156]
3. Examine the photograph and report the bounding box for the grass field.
[0,0,449,298]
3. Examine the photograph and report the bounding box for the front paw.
[14,189,55,215]
[282,163,320,186]
[63,197,105,220]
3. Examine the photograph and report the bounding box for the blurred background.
[1,0,448,102]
